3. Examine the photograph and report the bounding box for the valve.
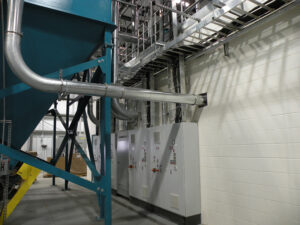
[152,168,160,173]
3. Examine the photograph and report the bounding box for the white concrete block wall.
[183,8,300,225]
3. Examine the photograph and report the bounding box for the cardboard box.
[44,153,87,177]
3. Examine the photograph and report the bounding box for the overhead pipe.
[5,0,206,106]
[113,0,120,85]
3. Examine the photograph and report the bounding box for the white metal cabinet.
[129,128,150,201]
[128,130,136,196]
[149,123,201,217]
[148,126,165,207]
[157,124,190,216]
[116,131,130,197]
[116,123,201,217]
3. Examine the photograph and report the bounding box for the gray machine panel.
[119,123,201,217]
[116,131,130,197]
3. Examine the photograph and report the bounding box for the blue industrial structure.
[0,0,114,224]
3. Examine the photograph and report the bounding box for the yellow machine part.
[0,163,41,224]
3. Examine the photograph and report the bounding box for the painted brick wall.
[184,7,300,225]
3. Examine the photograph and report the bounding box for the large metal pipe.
[88,98,132,124]
[112,109,131,121]
[111,98,138,120]
[5,0,205,106]
[113,0,119,85]
[87,99,99,125]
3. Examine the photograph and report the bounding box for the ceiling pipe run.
[5,0,206,106]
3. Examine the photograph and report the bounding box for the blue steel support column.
[52,101,57,186]
[65,95,70,190]
[99,29,112,225]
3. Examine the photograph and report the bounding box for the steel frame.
[116,0,297,86]
[0,33,113,224]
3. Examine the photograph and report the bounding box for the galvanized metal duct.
[5,0,205,106]
[111,98,138,120]
[87,99,99,125]
[88,98,133,124]
[112,109,132,121]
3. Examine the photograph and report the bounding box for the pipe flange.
[104,83,109,96]
[6,30,23,37]
[58,79,68,99]
[196,93,208,107]
[121,87,125,99]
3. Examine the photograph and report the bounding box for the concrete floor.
[5,177,176,225]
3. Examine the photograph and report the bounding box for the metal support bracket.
[198,93,208,108]
[223,43,230,57]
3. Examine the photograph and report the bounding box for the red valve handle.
[152,168,160,173]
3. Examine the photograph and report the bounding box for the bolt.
[101,189,104,192]
[97,187,101,191]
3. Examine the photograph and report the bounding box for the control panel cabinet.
[129,129,150,201]
[149,123,201,217]
[128,130,136,197]
[116,131,130,197]
[148,126,165,207]
[116,123,201,218]
[92,134,117,190]
[148,123,200,217]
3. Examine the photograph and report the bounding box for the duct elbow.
[5,32,62,93]
[87,99,99,125]
[111,98,138,121]
[5,0,62,94]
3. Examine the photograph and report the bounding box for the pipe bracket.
[6,30,23,37]
[197,93,208,107]
[104,83,108,97]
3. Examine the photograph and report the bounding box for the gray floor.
[5,177,176,225]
